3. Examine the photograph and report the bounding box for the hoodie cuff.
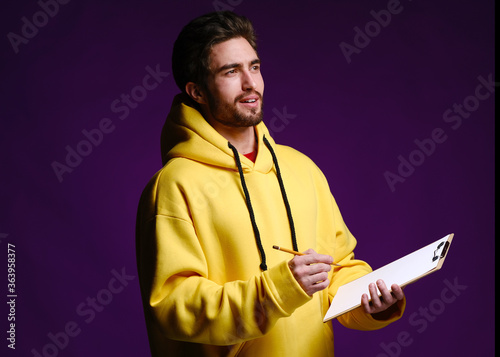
[262,260,312,315]
[339,297,407,331]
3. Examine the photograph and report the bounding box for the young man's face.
[202,37,264,128]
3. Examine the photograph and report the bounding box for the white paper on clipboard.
[323,233,454,322]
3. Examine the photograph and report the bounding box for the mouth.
[237,94,261,108]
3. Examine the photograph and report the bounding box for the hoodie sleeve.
[326,195,406,330]
[136,169,312,346]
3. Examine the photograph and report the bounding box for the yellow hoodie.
[136,94,405,356]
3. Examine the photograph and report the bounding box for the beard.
[206,90,264,128]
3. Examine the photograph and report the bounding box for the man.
[136,11,405,357]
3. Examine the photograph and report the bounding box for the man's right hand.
[288,249,333,296]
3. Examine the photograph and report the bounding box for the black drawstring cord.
[228,142,268,271]
[263,136,299,252]
[228,137,299,271]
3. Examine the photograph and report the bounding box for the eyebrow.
[216,58,261,74]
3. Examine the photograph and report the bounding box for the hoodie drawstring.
[228,142,267,271]
[263,136,299,253]
[228,136,298,271]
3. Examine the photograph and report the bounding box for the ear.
[185,82,207,105]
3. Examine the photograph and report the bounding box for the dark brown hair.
[172,11,258,93]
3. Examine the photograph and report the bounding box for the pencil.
[272,245,342,266]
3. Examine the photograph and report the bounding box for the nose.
[241,70,257,91]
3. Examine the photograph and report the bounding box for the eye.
[225,69,237,75]
[251,65,260,71]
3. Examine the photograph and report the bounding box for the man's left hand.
[361,280,405,319]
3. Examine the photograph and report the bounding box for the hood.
[159,94,299,271]
[160,93,275,174]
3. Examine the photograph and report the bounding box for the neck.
[204,116,257,154]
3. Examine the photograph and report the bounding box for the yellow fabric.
[136,94,405,356]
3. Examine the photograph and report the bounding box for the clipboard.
[323,233,454,322]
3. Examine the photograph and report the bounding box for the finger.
[307,271,329,286]
[368,283,383,310]
[298,251,334,266]
[306,262,332,275]
[303,275,330,296]
[360,293,371,313]
[290,265,330,294]
[312,276,330,289]
[377,280,395,305]
[288,257,331,277]
[391,283,405,300]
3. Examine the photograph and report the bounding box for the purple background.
[0,0,494,356]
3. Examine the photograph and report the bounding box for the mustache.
[234,90,263,103]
